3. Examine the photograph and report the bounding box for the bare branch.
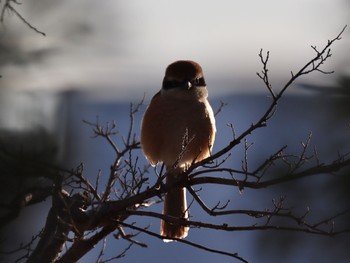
[214,100,228,117]
[57,225,117,263]
[257,49,276,99]
[189,152,350,190]
[96,243,133,263]
[117,220,249,263]
[126,206,350,237]
[185,26,347,176]
[1,0,46,36]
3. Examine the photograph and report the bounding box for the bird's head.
[161,60,208,100]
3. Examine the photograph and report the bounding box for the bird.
[140,60,216,241]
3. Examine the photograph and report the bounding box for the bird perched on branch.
[141,60,216,241]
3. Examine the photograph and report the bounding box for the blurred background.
[0,0,349,262]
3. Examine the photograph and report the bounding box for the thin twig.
[1,1,46,36]
[117,220,249,263]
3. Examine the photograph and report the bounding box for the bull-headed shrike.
[141,60,216,240]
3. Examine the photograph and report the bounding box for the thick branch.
[56,225,116,263]
[27,185,70,263]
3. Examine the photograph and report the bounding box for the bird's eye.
[194,77,206,86]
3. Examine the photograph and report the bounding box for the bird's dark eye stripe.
[163,80,181,90]
[162,77,206,90]
[194,77,206,86]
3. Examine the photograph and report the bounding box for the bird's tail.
[160,167,189,241]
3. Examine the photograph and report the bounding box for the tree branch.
[0,0,46,36]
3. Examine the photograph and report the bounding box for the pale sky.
[1,0,349,100]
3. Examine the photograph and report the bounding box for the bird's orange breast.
[141,92,215,168]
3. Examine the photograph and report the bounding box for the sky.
[0,0,349,100]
